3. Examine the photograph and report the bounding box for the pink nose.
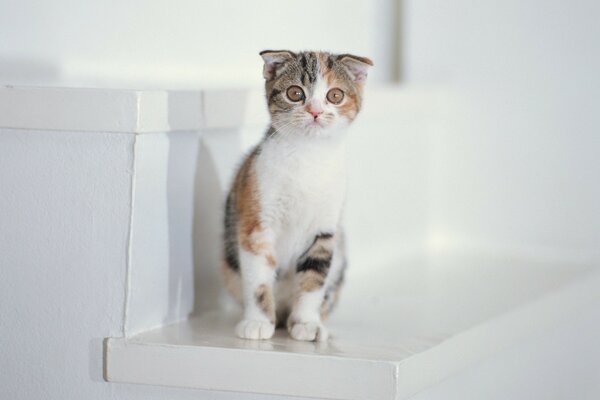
[308,108,322,119]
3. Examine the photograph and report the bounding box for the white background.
[404,0,600,259]
[0,0,398,87]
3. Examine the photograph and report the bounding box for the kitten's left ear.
[338,54,374,83]
[260,50,295,80]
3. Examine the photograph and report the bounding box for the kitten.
[222,50,372,341]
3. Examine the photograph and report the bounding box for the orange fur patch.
[234,149,276,268]
[322,69,337,89]
[298,271,326,292]
[255,283,275,323]
[337,91,359,121]
[266,254,276,267]
[321,63,361,122]
[318,53,331,73]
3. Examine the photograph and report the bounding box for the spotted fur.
[223,50,372,341]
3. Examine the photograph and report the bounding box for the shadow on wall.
[0,57,60,86]
[164,132,198,325]
[191,139,222,313]
[95,113,246,334]
[191,135,241,315]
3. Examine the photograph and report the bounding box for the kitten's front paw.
[288,321,329,342]
[235,319,275,340]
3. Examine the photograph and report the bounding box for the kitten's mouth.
[307,119,327,129]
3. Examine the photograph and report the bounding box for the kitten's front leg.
[236,234,277,340]
[288,233,335,342]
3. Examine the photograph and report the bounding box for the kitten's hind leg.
[287,233,337,342]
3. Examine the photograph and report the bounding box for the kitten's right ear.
[338,54,374,83]
[259,50,295,80]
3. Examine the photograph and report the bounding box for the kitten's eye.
[326,88,345,104]
[286,85,305,102]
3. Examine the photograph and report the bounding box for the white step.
[106,252,599,400]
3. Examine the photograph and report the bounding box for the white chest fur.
[254,134,347,266]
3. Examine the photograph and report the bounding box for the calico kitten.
[222,50,372,341]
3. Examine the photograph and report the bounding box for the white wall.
[404,0,600,260]
[0,130,133,399]
[0,0,397,88]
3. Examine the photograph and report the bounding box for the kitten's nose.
[309,109,322,119]
[307,105,323,120]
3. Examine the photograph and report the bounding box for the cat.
[222,50,372,341]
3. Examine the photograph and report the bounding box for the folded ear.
[259,50,296,80]
[338,54,374,83]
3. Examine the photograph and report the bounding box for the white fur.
[257,133,347,270]
[235,130,348,341]
[309,75,328,112]
[236,248,276,339]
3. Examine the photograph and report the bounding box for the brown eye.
[286,85,305,102]
[326,88,345,104]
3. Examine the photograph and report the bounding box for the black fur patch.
[223,193,240,271]
[316,232,334,240]
[305,53,318,83]
[269,88,281,102]
[297,256,332,274]
[327,56,334,70]
[300,53,308,69]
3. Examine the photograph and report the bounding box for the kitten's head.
[260,50,373,137]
